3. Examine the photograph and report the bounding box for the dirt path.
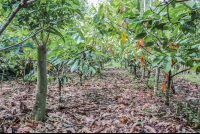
[0,68,199,133]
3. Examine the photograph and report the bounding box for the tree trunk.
[31,45,47,121]
[142,67,145,80]
[23,63,27,81]
[148,70,151,78]
[134,66,137,77]
[171,78,175,94]
[1,70,4,92]
[59,79,62,104]
[197,95,200,128]
[154,67,160,95]
[80,73,83,86]
[165,70,171,106]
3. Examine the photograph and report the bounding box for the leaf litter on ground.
[0,68,199,133]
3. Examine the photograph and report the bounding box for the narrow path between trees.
[0,68,199,133]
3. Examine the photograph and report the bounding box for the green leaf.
[154,47,163,54]
[135,33,147,40]
[71,33,79,39]
[189,64,200,71]
[137,0,140,12]
[72,0,80,5]
[71,59,79,72]
[75,9,84,19]
[173,24,180,36]
[176,57,185,63]
[144,36,152,43]
[152,56,163,67]
[184,1,195,9]
[171,0,176,8]
[83,65,88,75]
[162,57,172,73]
[89,66,96,74]
[78,29,85,40]
[163,39,168,48]
[24,43,33,48]
[95,50,105,56]
[145,42,154,47]
[117,13,123,24]
[46,27,65,42]
[129,23,137,29]
[143,10,152,17]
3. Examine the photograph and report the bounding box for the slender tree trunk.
[134,66,137,77]
[154,67,160,95]
[171,78,175,94]
[197,95,200,128]
[59,79,62,104]
[23,63,27,81]
[80,73,83,86]
[148,70,151,78]
[31,45,47,121]
[165,70,171,106]
[142,67,145,79]
[1,70,4,92]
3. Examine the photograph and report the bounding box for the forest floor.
[0,68,200,133]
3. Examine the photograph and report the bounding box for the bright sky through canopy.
[87,0,99,7]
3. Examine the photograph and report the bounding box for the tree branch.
[149,0,175,15]
[0,14,76,52]
[0,0,37,35]
[171,67,192,78]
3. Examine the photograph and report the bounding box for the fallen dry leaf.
[17,127,34,133]
[144,125,157,133]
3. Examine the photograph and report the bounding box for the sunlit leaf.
[122,31,126,44]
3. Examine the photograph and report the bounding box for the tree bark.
[197,95,200,128]
[142,67,145,80]
[80,73,83,86]
[31,45,47,121]
[171,78,175,94]
[134,66,137,77]
[1,70,4,92]
[59,79,62,104]
[154,67,160,95]
[165,70,171,106]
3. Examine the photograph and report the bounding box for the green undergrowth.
[104,62,121,68]
[176,73,200,85]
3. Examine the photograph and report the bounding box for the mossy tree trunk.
[165,70,171,106]
[154,67,160,95]
[31,45,47,121]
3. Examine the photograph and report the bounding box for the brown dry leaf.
[82,127,92,133]
[172,127,177,133]
[144,126,157,133]
[125,126,140,133]
[120,118,128,123]
[94,127,104,133]
[166,125,172,130]
[37,124,42,129]
[17,127,34,133]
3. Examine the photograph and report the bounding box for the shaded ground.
[0,68,200,133]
